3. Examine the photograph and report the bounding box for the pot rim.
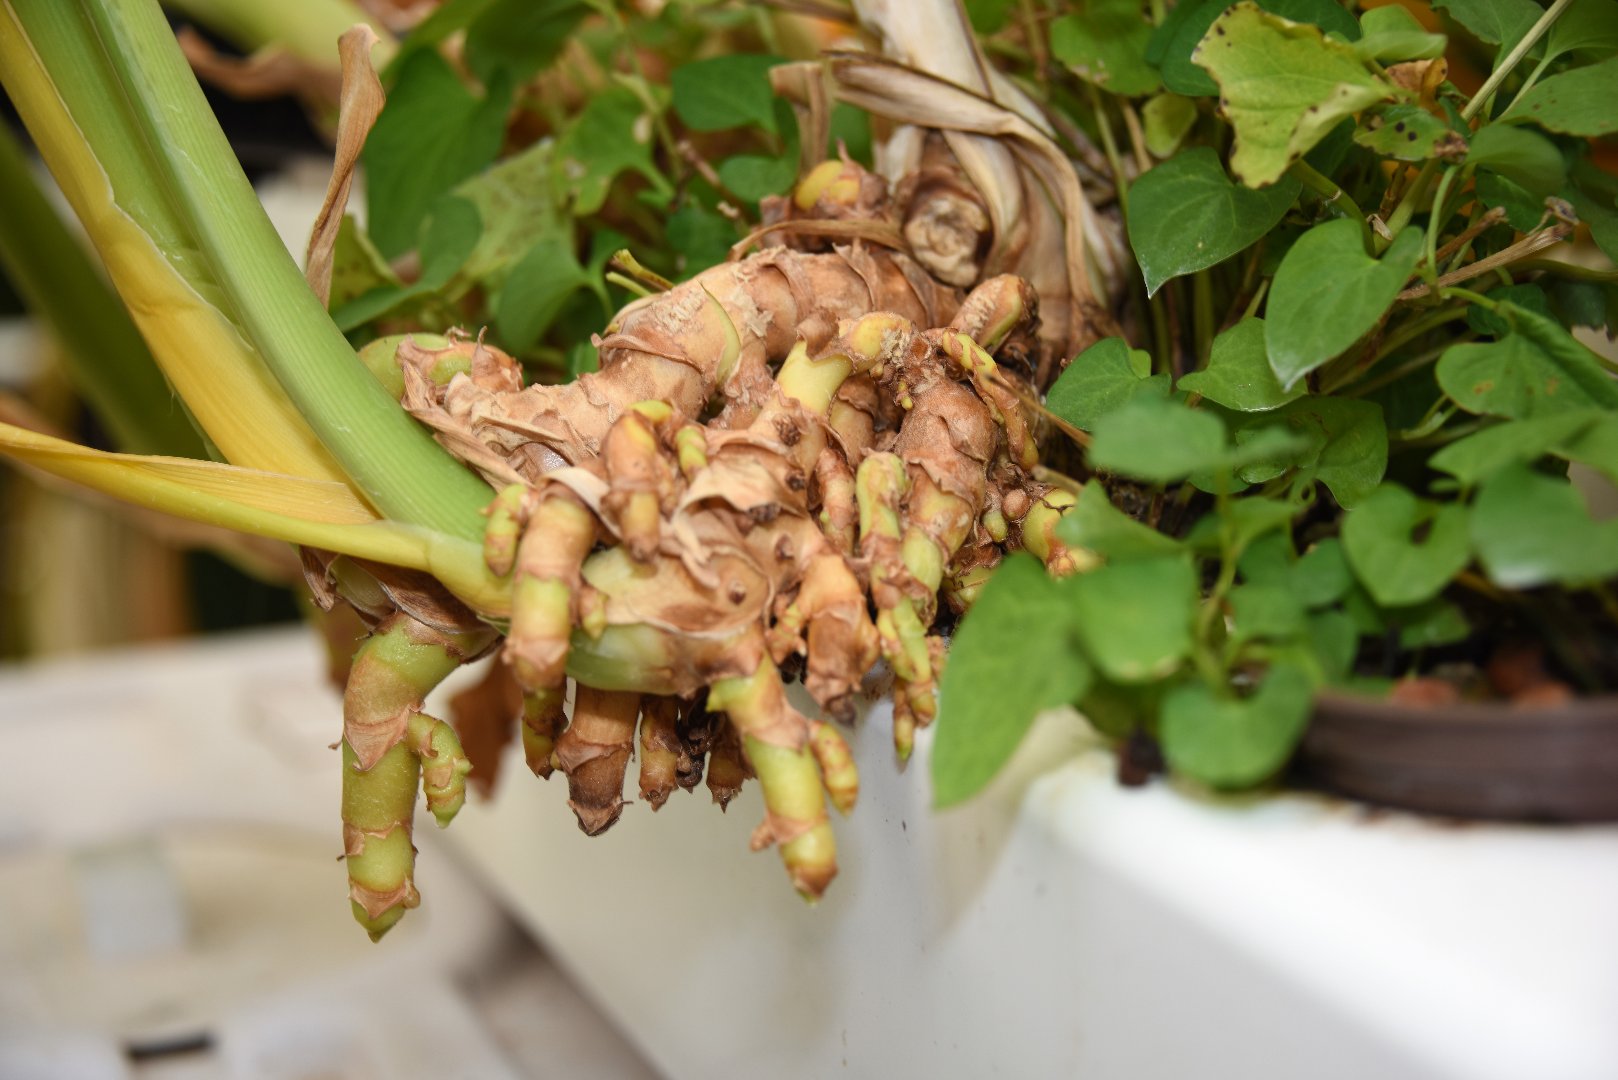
[1313,688,1618,726]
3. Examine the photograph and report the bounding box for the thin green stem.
[1149,288,1172,376]
[1242,279,1270,321]
[1425,165,1461,279]
[1391,417,1487,449]
[1290,159,1372,251]
[1439,285,1500,309]
[1193,489,1241,682]
[1381,160,1438,250]
[1086,84,1130,215]
[1462,0,1575,123]
[1376,304,1470,362]
[1317,303,1468,394]
[0,122,204,457]
[1193,271,1215,367]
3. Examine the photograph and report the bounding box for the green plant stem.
[1390,417,1487,449]
[1192,271,1215,367]
[1461,0,1575,123]
[1086,84,1130,214]
[1193,494,1241,685]
[162,0,392,68]
[1149,289,1172,376]
[1439,285,1499,309]
[1424,165,1461,279]
[77,0,492,538]
[1377,304,1470,361]
[1290,159,1371,251]
[0,123,204,457]
[1381,160,1438,250]
[1242,279,1270,321]
[1497,51,1556,120]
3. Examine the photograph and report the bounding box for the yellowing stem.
[0,3,347,481]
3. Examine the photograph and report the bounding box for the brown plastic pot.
[1296,691,1618,823]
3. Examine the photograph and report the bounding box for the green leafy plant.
[933,0,1618,806]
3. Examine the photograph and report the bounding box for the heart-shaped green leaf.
[1428,410,1604,485]
[1154,0,1360,97]
[1088,396,1231,482]
[1437,332,1617,419]
[1355,104,1463,161]
[364,51,513,259]
[1046,337,1170,429]
[1228,583,1309,646]
[671,54,784,132]
[1266,220,1424,389]
[1234,397,1388,507]
[1126,148,1301,296]
[1071,556,1199,683]
[1342,483,1472,606]
[1241,534,1355,607]
[1178,318,1303,411]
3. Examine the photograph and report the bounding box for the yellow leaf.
[0,420,510,614]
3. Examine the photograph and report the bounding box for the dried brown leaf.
[305,26,386,306]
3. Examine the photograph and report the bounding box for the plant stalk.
[81,0,491,536]
[0,122,205,457]
[1461,0,1575,123]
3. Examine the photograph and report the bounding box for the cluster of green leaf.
[935,0,1618,806]
[330,0,866,378]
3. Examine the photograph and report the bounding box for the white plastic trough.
[4,628,1615,1079]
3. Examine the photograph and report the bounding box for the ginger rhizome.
[314,0,1116,932]
[316,157,1089,936]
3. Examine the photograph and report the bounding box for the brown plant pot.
[1296,691,1618,823]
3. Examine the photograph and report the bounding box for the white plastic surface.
[0,629,651,1079]
[442,679,1618,1080]
[6,629,1615,1079]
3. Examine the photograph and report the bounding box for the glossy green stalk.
[3,0,493,539]
[84,0,490,535]
[0,122,204,457]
